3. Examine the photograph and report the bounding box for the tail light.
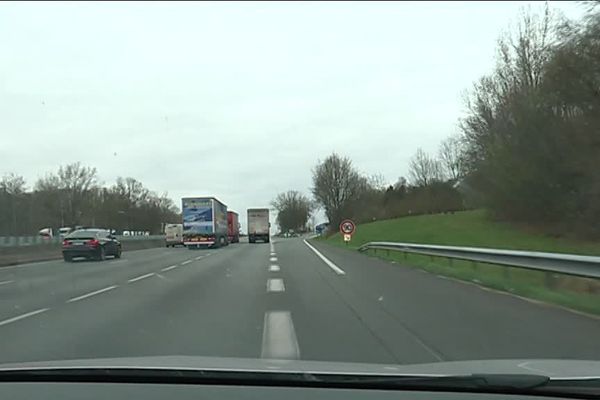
[86,239,100,247]
[62,240,71,247]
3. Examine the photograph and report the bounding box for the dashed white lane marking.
[267,278,285,292]
[161,265,178,272]
[261,311,300,360]
[303,240,346,275]
[0,280,14,286]
[0,308,50,327]
[128,273,155,283]
[67,285,117,303]
[181,260,192,265]
[195,256,204,260]
[269,265,280,272]
[269,257,278,262]
[270,252,276,256]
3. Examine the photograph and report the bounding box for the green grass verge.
[320,210,600,316]
[323,209,600,255]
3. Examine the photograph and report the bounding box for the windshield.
[0,0,599,386]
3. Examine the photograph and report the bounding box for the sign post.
[339,219,356,245]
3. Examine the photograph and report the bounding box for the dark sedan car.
[62,229,122,262]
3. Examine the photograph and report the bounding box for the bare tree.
[0,173,26,195]
[272,190,312,233]
[408,148,444,187]
[0,173,27,233]
[438,136,466,181]
[57,163,98,225]
[312,153,361,229]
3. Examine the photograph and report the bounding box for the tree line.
[273,3,600,239]
[459,3,600,238]
[0,163,180,236]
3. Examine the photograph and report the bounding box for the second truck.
[227,211,240,244]
[182,197,228,249]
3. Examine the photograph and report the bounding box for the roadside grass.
[319,210,600,316]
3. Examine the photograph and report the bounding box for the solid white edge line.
[181,260,192,265]
[266,278,285,292]
[0,308,50,327]
[303,240,346,275]
[261,311,300,359]
[67,286,117,303]
[161,265,178,272]
[0,280,14,286]
[269,265,280,272]
[128,273,155,283]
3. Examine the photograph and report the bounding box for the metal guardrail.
[0,235,164,248]
[358,242,600,279]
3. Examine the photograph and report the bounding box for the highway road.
[0,237,598,365]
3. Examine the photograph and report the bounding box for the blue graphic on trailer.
[182,198,214,234]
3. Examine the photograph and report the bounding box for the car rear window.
[66,230,100,239]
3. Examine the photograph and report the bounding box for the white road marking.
[128,273,155,283]
[67,286,117,303]
[267,278,285,292]
[0,280,14,286]
[269,265,280,272]
[270,252,276,256]
[303,240,346,275]
[260,311,300,359]
[161,265,178,272]
[269,257,277,262]
[181,260,192,265]
[0,308,50,327]
[195,256,204,260]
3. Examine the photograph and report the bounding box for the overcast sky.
[0,1,586,229]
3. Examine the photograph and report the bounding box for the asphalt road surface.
[0,237,598,365]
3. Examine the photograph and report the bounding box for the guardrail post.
[471,261,477,271]
[386,249,390,257]
[448,258,453,267]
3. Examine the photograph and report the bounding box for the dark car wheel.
[114,247,122,259]
[63,254,73,262]
[96,247,106,261]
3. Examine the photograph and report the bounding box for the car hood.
[0,356,599,379]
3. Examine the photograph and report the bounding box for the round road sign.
[339,219,356,235]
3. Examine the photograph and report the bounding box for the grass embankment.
[322,210,600,316]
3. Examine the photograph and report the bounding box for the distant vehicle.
[164,224,184,247]
[227,211,240,244]
[38,227,53,239]
[62,229,122,262]
[58,227,73,239]
[315,222,329,236]
[247,208,270,243]
[182,197,229,248]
